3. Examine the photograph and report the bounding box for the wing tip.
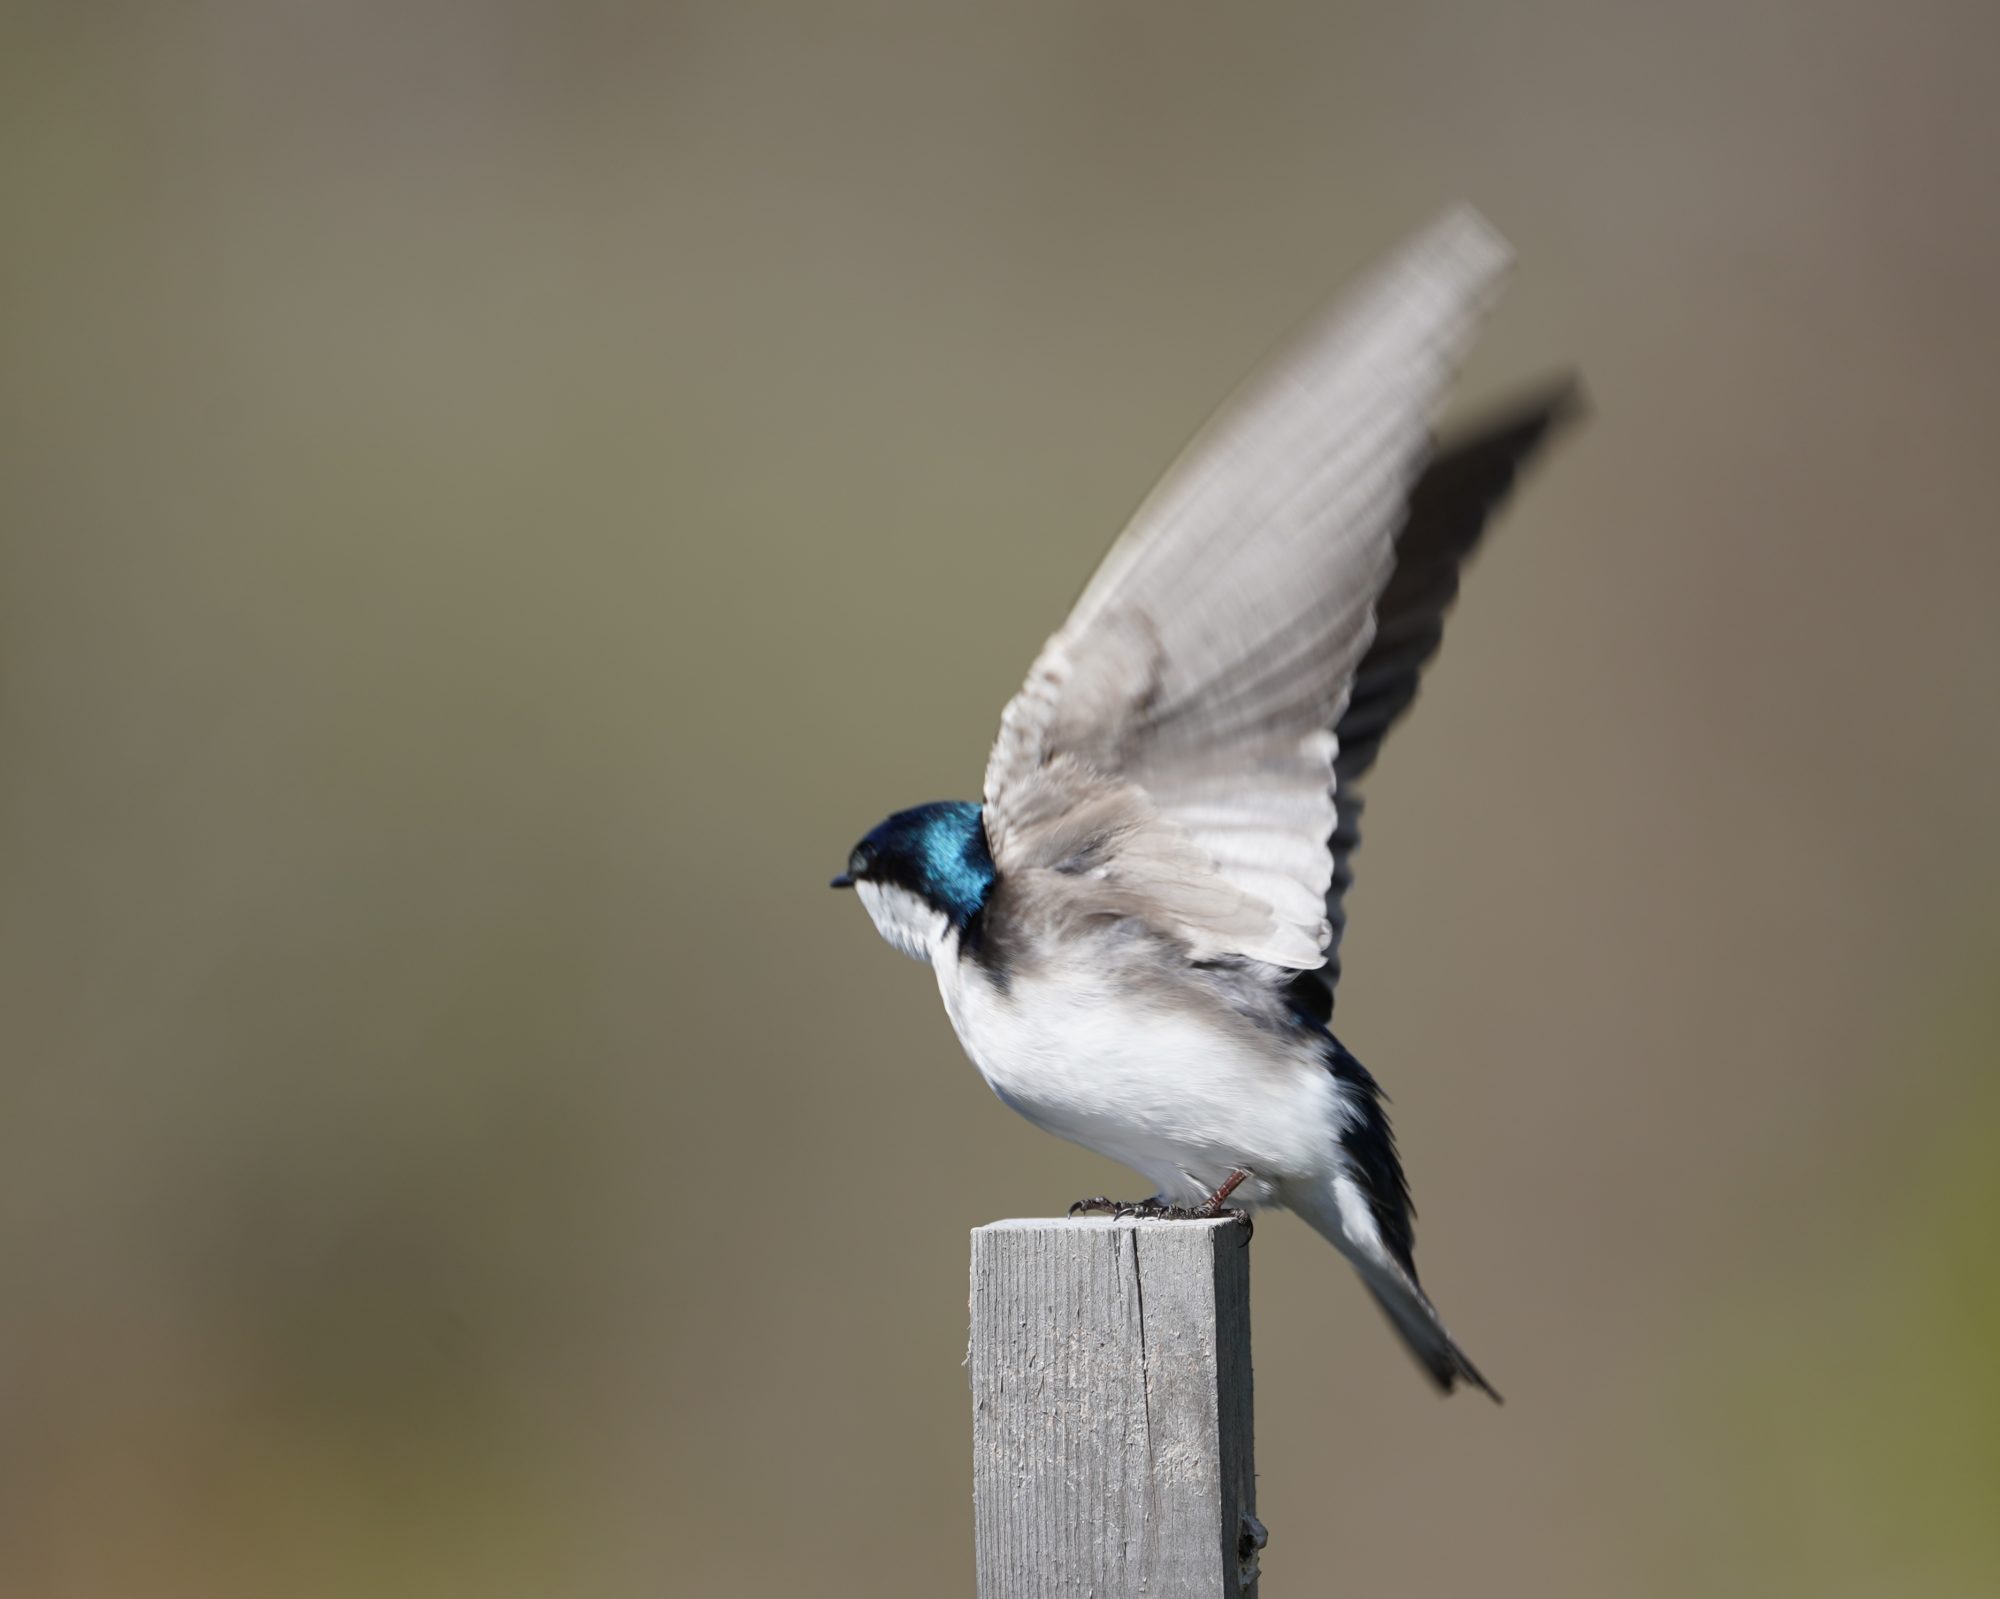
[1419,202,1515,285]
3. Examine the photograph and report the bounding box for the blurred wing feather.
[985,208,1512,967]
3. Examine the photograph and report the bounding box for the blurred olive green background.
[5,4,1999,1596]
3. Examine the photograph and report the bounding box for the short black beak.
[829,872,855,889]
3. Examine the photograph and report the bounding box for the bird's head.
[831,801,996,962]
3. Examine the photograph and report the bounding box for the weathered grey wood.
[970,1217,1262,1598]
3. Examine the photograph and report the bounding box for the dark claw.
[1115,1197,1193,1220]
[1067,1196,1118,1217]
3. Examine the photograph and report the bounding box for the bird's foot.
[1065,1195,1181,1219]
[1068,1172,1253,1240]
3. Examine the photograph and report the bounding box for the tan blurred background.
[4,3,1998,1595]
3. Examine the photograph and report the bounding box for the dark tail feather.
[1356,1262,1503,1403]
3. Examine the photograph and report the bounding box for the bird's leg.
[1194,1168,1254,1240]
[1195,1168,1250,1217]
[1066,1196,1120,1217]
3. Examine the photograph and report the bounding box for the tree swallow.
[833,208,1577,1399]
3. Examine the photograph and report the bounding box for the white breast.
[932,946,1340,1207]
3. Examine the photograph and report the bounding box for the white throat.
[855,880,953,964]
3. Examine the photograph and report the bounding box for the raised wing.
[1296,382,1583,1021]
[983,208,1511,967]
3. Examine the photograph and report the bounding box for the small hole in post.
[1237,1511,1269,1586]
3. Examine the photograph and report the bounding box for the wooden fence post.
[969,1216,1263,1598]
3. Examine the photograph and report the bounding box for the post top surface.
[976,1215,1245,1234]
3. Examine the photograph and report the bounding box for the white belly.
[935,951,1338,1206]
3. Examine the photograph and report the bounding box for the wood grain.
[970,1217,1261,1598]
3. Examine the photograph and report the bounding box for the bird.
[831,207,1578,1399]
